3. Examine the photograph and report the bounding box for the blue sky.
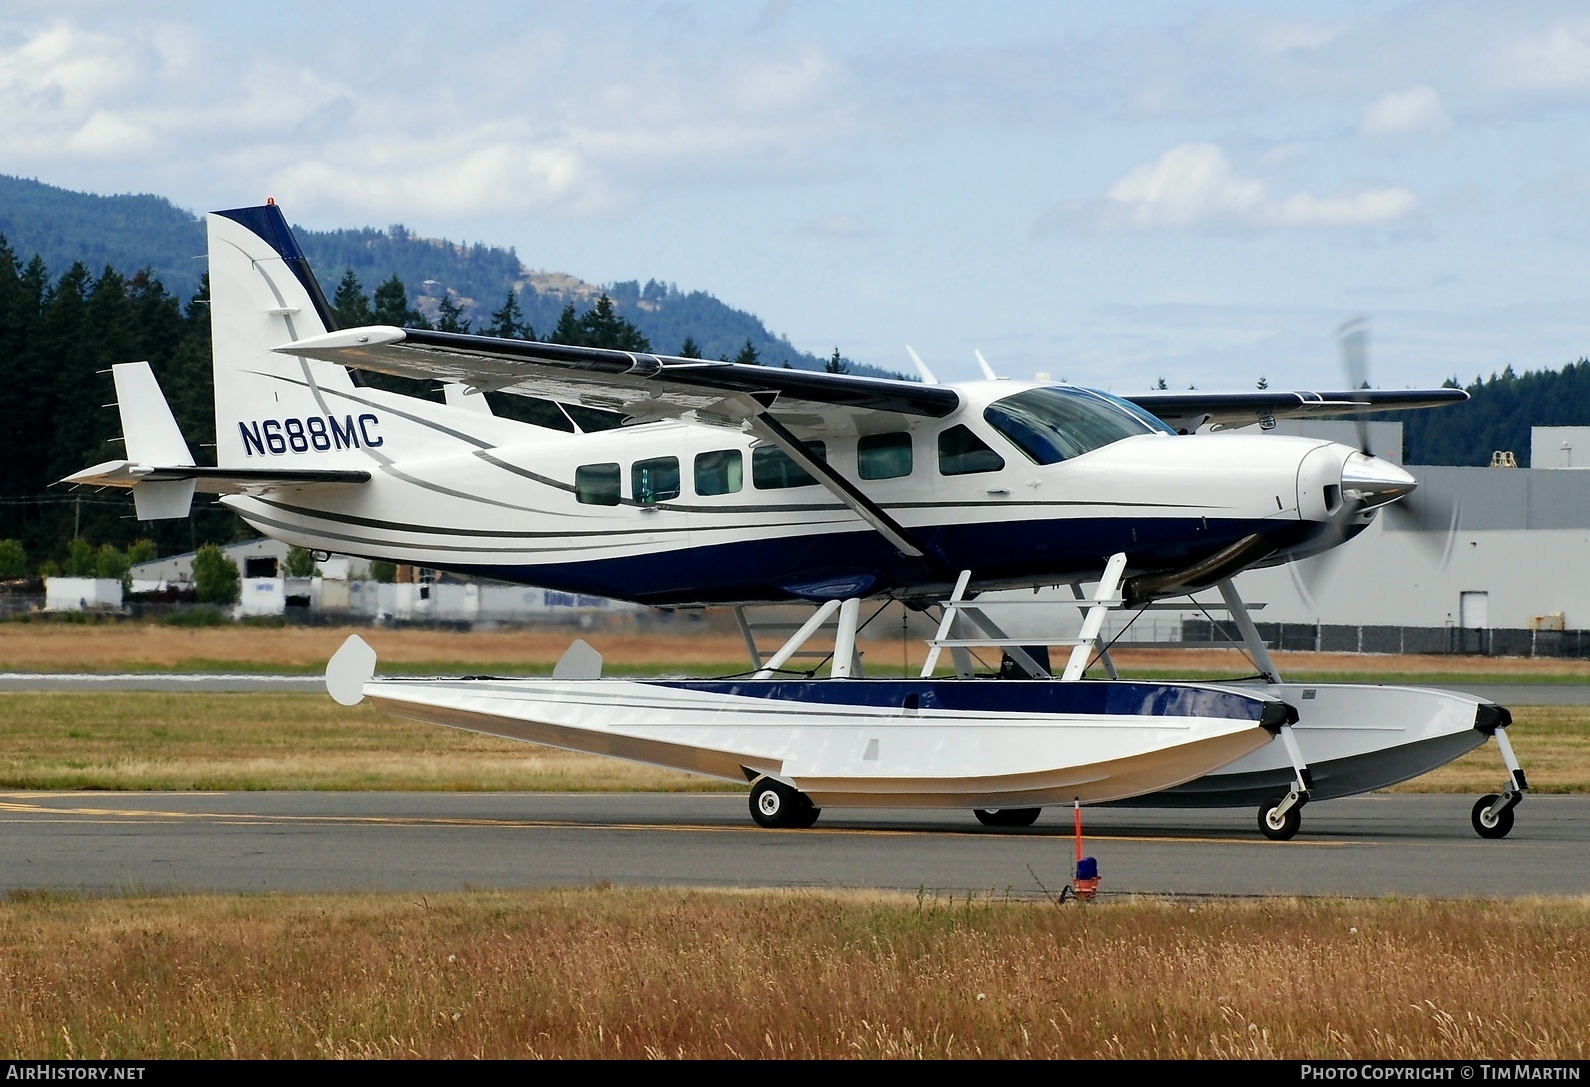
[7,1,1590,390]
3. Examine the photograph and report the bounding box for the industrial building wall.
[1214,464,1590,631]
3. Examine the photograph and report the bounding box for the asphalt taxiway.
[3,791,1586,900]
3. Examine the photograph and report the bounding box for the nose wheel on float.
[1471,709,1526,839]
[749,776,821,829]
[1257,709,1313,842]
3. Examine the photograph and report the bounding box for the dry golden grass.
[1390,705,1590,794]
[8,619,1590,682]
[0,888,1585,1059]
[0,692,721,792]
[0,621,750,674]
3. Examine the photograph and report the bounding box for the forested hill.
[0,174,860,373]
[1399,361,1590,467]
[0,176,204,297]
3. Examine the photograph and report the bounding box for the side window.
[752,441,827,489]
[632,456,680,505]
[575,462,621,505]
[858,432,913,480]
[938,425,1005,476]
[694,449,743,496]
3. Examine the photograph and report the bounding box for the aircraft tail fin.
[207,203,366,469]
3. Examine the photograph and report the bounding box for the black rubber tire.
[973,807,1042,828]
[1471,794,1515,840]
[1258,796,1302,841]
[750,778,816,829]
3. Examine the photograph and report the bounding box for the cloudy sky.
[7,1,1590,390]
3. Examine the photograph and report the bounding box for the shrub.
[193,544,240,605]
[94,544,130,583]
[63,538,96,577]
[284,547,319,578]
[0,540,26,579]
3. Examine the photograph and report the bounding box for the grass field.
[0,692,708,792]
[8,620,1590,684]
[1,888,1585,1059]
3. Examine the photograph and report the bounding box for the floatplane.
[67,202,1528,840]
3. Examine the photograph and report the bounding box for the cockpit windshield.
[983,386,1171,465]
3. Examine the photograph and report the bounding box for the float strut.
[754,599,842,679]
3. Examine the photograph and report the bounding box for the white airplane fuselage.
[220,376,1379,606]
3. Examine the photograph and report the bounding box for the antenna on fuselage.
[973,350,1003,381]
[904,345,939,385]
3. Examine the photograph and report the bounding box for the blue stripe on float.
[645,678,1269,721]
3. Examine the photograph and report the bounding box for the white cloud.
[1256,20,1345,55]
[1490,20,1590,91]
[1360,85,1452,140]
[795,213,878,238]
[1042,144,1418,233]
[0,14,857,222]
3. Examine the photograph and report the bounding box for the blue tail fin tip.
[213,203,338,331]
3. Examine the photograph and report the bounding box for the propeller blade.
[1287,520,1348,613]
[1337,315,1372,455]
[1384,487,1460,567]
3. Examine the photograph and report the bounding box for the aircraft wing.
[1124,388,1468,434]
[275,326,961,435]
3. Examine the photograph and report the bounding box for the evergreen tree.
[550,302,584,346]
[372,275,429,328]
[331,269,372,328]
[1155,377,1168,390]
[678,335,702,359]
[733,338,760,366]
[436,294,471,334]
[826,347,848,374]
[484,289,532,339]
[577,293,649,351]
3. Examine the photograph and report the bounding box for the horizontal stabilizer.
[65,460,371,498]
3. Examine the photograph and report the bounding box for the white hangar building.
[978,423,1590,658]
[1186,423,1590,656]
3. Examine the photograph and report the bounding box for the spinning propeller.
[1288,318,1461,609]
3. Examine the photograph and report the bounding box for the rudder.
[208,203,364,469]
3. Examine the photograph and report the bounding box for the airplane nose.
[1341,452,1417,511]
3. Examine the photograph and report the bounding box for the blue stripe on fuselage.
[442,514,1316,605]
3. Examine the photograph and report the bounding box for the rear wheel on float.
[750,777,820,829]
[973,807,1042,828]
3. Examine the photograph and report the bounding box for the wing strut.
[745,410,933,561]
